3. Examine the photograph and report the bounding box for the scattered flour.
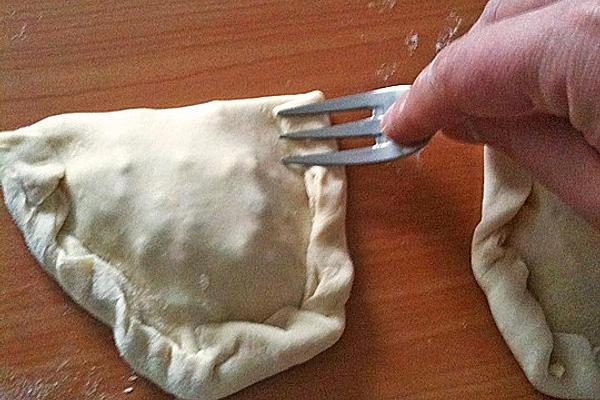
[367,0,398,13]
[376,62,400,82]
[405,31,419,55]
[435,10,463,53]
[10,22,27,41]
[1,363,138,399]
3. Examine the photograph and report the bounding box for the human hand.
[382,0,600,228]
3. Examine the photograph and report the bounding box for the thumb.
[381,61,461,144]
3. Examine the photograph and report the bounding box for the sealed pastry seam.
[472,147,600,399]
[0,92,354,400]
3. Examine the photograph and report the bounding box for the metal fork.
[277,84,428,166]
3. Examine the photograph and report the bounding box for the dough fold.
[472,147,600,399]
[0,92,353,399]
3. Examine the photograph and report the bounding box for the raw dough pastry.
[0,92,353,399]
[472,147,600,399]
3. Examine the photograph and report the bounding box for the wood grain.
[0,1,553,399]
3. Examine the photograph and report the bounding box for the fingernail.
[381,95,407,134]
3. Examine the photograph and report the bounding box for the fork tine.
[278,85,418,165]
[277,90,398,116]
[280,119,381,140]
[282,140,427,166]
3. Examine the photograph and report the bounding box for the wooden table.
[0,1,553,399]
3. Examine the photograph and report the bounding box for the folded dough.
[472,147,600,399]
[0,92,353,399]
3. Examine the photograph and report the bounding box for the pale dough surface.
[0,92,354,399]
[472,147,600,399]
